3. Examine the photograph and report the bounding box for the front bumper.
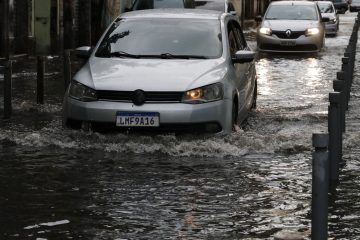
[63,96,233,133]
[257,33,323,53]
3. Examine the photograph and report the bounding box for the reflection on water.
[1,13,360,240]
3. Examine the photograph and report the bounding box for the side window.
[228,3,235,12]
[233,22,246,50]
[227,22,238,57]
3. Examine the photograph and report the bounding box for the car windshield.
[96,18,222,59]
[265,5,318,20]
[317,2,335,13]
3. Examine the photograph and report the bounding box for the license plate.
[116,112,160,127]
[280,41,296,46]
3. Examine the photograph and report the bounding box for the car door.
[227,20,251,114]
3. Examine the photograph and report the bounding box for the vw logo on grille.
[285,29,292,38]
[132,89,146,106]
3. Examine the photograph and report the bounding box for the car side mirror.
[124,7,132,12]
[255,15,263,22]
[75,46,92,59]
[229,10,237,16]
[233,50,256,64]
[322,17,330,22]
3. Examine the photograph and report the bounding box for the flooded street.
[1,13,360,239]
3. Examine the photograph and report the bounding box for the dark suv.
[331,0,349,13]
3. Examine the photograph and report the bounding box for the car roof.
[120,8,223,20]
[270,1,317,6]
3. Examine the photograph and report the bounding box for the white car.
[256,1,329,53]
[317,1,339,35]
[62,9,257,134]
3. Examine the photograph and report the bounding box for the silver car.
[317,1,339,35]
[256,1,328,53]
[62,9,257,134]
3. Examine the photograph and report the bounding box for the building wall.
[0,0,271,57]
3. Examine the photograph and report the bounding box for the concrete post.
[63,50,71,91]
[37,56,45,104]
[311,133,329,240]
[328,92,342,185]
[333,77,345,133]
[2,61,12,119]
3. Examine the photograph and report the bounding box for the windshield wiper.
[109,51,140,58]
[151,53,208,59]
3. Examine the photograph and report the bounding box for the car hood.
[74,57,228,92]
[262,20,319,31]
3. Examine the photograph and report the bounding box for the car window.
[96,18,223,58]
[228,3,235,12]
[233,22,246,50]
[265,5,318,20]
[317,2,335,13]
[194,0,226,12]
[227,22,239,57]
[132,0,185,10]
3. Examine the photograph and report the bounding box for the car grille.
[260,43,318,51]
[97,90,184,102]
[272,30,305,39]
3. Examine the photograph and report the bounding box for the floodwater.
[1,13,360,240]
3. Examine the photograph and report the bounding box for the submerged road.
[0,12,360,240]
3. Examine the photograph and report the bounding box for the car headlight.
[69,80,97,102]
[329,18,337,24]
[305,27,320,36]
[182,83,223,104]
[259,27,272,36]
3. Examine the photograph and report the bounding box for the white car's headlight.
[259,27,272,35]
[305,27,320,36]
[69,81,97,102]
[329,18,337,24]
[182,83,223,104]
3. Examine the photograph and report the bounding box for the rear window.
[194,0,225,12]
[132,0,184,10]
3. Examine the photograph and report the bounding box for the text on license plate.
[280,41,296,46]
[116,112,160,127]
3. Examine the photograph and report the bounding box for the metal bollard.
[341,57,352,100]
[37,56,45,104]
[328,92,342,185]
[63,50,72,91]
[333,78,346,133]
[2,61,12,119]
[312,133,329,240]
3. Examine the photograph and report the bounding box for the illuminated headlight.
[259,27,272,35]
[69,81,97,102]
[182,83,223,104]
[305,27,320,36]
[329,18,337,24]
